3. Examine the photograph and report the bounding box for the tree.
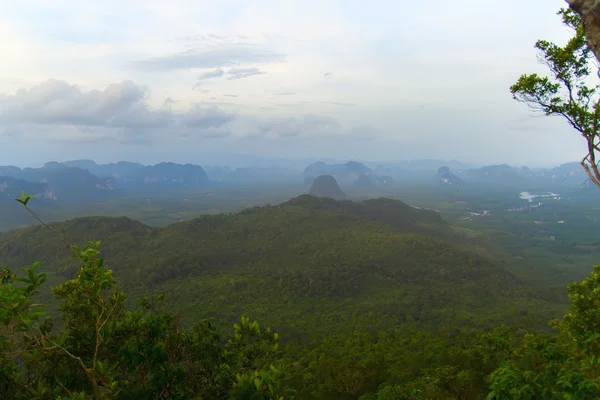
[488,265,600,399]
[510,8,600,188]
[567,0,600,64]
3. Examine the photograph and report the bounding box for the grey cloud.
[226,67,265,80]
[162,97,177,109]
[275,91,296,96]
[196,100,244,107]
[197,68,225,80]
[133,44,285,71]
[324,72,334,77]
[0,80,239,143]
[249,114,342,139]
[320,101,356,107]
[180,128,231,139]
[223,94,238,98]
[0,79,165,127]
[119,135,154,146]
[181,105,234,128]
[0,80,372,151]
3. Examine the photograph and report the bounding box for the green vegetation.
[0,183,304,232]
[3,189,600,399]
[0,189,595,399]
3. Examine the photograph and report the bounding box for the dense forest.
[1,191,600,399]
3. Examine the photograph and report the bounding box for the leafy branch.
[511,8,600,187]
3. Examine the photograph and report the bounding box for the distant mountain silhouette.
[354,174,376,189]
[0,160,214,203]
[52,160,212,193]
[61,160,145,178]
[0,165,120,203]
[465,164,523,185]
[436,166,464,186]
[544,162,588,185]
[0,176,50,203]
[309,175,346,199]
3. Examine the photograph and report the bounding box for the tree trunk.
[567,0,600,63]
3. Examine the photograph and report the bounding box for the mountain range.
[0,158,597,207]
[0,160,212,203]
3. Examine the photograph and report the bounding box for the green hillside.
[0,195,562,339]
[0,194,592,399]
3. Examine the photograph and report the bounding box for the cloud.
[324,72,334,77]
[192,86,210,93]
[242,114,344,139]
[0,79,370,150]
[206,33,225,40]
[0,79,171,127]
[275,91,296,96]
[276,104,299,108]
[226,67,265,80]
[133,44,285,72]
[0,79,236,142]
[181,105,234,128]
[320,101,355,106]
[197,68,225,80]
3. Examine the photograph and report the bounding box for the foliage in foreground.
[0,233,292,399]
[6,235,600,399]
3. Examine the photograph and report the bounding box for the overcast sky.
[0,0,590,168]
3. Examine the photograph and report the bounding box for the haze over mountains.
[0,158,593,205]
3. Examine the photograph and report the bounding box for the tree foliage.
[510,8,600,188]
[488,264,600,399]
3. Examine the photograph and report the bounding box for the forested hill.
[0,195,561,339]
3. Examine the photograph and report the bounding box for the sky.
[0,0,591,168]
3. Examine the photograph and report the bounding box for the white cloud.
[133,44,285,71]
